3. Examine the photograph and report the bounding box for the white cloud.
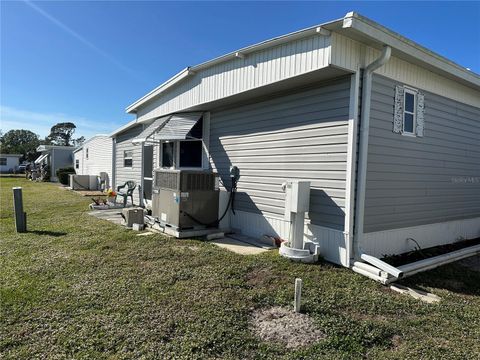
[0,105,120,139]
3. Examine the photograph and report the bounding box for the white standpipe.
[279,180,320,263]
[290,212,305,250]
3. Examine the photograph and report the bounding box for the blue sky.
[1,1,479,140]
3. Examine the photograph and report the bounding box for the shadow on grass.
[28,230,67,237]
[398,263,480,297]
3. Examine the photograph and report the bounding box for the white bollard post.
[294,278,302,313]
[12,187,27,233]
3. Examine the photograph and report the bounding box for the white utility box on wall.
[284,180,311,221]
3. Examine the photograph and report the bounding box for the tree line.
[0,122,85,161]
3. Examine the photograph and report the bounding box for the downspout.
[353,45,404,279]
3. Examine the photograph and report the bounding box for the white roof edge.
[125,68,192,113]
[125,19,341,113]
[80,134,111,145]
[339,12,480,88]
[36,145,75,151]
[109,118,138,137]
[121,11,480,127]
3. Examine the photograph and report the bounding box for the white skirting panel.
[362,217,480,258]
[230,210,348,266]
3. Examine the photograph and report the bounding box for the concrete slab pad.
[228,233,277,250]
[210,237,269,255]
[88,209,124,225]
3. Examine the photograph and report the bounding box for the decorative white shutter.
[393,85,404,133]
[416,92,425,137]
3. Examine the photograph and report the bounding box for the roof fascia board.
[126,68,192,113]
[125,21,339,114]
[342,12,480,89]
[191,25,332,72]
[110,119,138,137]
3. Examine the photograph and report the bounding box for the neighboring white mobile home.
[35,145,75,182]
[73,135,113,189]
[111,12,480,281]
[0,154,22,173]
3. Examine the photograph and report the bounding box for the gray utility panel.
[152,169,219,230]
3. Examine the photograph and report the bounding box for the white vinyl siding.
[0,156,20,172]
[330,32,479,108]
[135,34,331,122]
[74,136,113,187]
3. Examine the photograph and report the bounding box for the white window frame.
[402,87,417,137]
[75,159,79,169]
[123,150,133,167]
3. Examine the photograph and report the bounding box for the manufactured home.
[111,12,480,281]
[73,135,113,190]
[35,145,75,182]
[0,154,22,173]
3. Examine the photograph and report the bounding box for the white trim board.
[362,217,480,259]
[230,210,347,266]
[344,71,360,265]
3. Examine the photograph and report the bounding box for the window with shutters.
[393,85,425,137]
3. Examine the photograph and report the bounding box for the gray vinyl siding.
[209,77,351,230]
[51,149,74,181]
[364,74,480,233]
[114,125,144,205]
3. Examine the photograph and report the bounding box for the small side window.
[403,89,417,136]
[393,85,425,137]
[75,159,79,169]
[0,158,7,166]
[124,150,133,167]
[179,141,203,168]
[161,142,174,168]
[86,148,89,160]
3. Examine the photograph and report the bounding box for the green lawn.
[1,177,479,359]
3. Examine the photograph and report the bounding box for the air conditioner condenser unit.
[152,169,219,231]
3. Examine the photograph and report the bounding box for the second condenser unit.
[152,169,219,230]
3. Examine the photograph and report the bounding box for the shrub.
[56,167,76,185]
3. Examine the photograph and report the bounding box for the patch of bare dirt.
[173,244,201,251]
[251,306,325,349]
[246,267,282,289]
[391,334,403,349]
[457,255,480,272]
